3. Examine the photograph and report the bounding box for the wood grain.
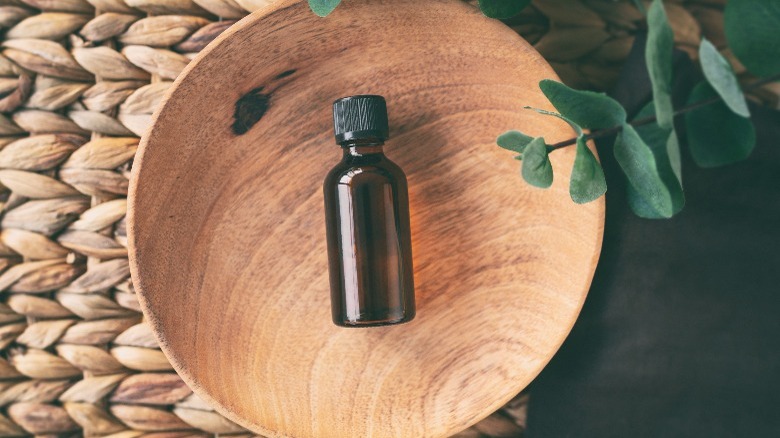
[128,0,605,436]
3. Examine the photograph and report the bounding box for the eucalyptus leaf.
[539,80,626,129]
[570,137,607,204]
[523,106,604,201]
[521,137,553,188]
[667,126,682,183]
[725,0,780,77]
[478,0,532,19]
[308,0,341,17]
[626,185,659,219]
[635,102,682,184]
[646,0,675,129]
[685,82,755,167]
[699,38,750,117]
[524,107,583,137]
[497,130,534,153]
[630,102,685,218]
[631,0,646,14]
[614,123,673,218]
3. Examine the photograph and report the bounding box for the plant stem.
[547,73,780,151]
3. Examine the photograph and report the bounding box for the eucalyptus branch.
[547,72,780,152]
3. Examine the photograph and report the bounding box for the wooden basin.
[128,0,605,436]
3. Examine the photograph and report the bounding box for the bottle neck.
[340,140,385,157]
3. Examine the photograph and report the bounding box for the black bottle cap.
[333,95,389,144]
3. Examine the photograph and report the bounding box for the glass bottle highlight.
[323,95,415,327]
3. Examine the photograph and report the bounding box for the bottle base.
[334,313,415,328]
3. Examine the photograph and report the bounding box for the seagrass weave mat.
[0,0,768,437]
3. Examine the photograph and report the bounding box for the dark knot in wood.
[232,87,270,135]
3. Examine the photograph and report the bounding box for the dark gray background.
[526,38,780,437]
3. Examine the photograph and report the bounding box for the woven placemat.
[0,1,737,437]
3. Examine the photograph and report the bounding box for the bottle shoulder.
[325,157,406,187]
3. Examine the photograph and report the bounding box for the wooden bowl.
[128,0,605,436]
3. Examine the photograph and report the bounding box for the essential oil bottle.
[323,95,415,327]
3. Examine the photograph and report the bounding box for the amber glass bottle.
[323,95,415,327]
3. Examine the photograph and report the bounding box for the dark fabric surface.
[526,38,780,437]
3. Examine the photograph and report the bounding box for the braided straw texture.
[0,0,765,437]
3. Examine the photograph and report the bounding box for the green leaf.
[478,0,532,19]
[497,130,534,153]
[308,0,341,17]
[725,0,780,77]
[646,0,675,129]
[634,102,682,184]
[631,0,646,14]
[524,106,605,201]
[630,102,685,218]
[699,38,750,117]
[614,123,673,218]
[627,185,661,219]
[521,137,553,188]
[570,137,606,204]
[539,80,627,129]
[524,107,583,137]
[685,82,755,167]
[667,126,682,184]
